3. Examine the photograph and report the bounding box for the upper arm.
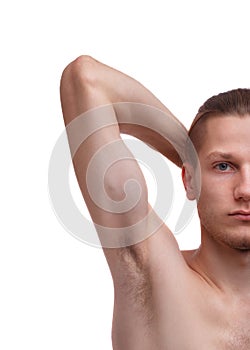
[60,56,164,251]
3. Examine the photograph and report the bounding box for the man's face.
[195,114,250,250]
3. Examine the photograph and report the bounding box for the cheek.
[197,179,231,217]
[198,180,216,203]
[197,189,220,229]
[199,172,232,198]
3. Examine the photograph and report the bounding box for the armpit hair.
[116,245,154,324]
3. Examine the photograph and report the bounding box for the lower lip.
[230,214,250,221]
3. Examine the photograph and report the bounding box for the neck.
[190,228,250,299]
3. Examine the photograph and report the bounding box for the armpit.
[114,246,154,324]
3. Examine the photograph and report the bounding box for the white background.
[1,0,249,349]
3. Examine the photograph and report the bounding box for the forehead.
[198,114,250,157]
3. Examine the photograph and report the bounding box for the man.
[60,55,250,349]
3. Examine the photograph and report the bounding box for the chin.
[231,242,250,251]
[220,233,250,251]
[202,221,250,251]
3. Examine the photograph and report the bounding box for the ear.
[182,163,196,200]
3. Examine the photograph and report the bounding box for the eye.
[214,162,233,172]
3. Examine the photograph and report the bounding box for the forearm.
[61,56,187,167]
[95,56,188,167]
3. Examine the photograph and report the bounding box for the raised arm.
[61,55,187,167]
[60,56,189,349]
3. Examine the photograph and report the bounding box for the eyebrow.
[205,152,233,161]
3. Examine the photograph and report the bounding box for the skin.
[60,56,250,349]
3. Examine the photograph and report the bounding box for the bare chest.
[217,307,250,349]
[155,291,250,350]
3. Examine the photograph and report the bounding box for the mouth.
[229,211,250,221]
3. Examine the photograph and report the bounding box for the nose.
[234,167,250,201]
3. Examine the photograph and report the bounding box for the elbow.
[60,55,105,121]
[60,55,99,91]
